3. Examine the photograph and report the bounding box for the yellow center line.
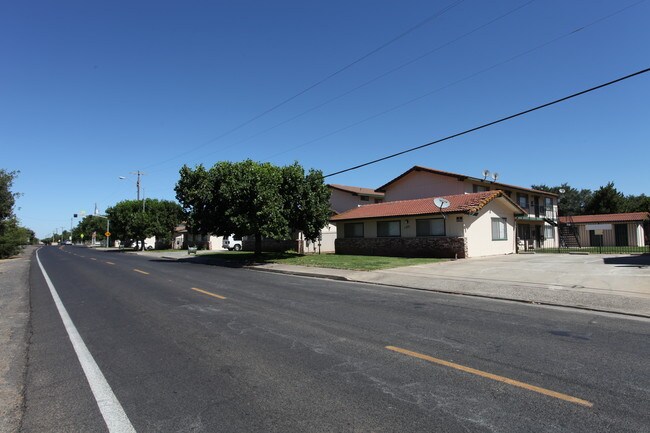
[385,346,593,408]
[105,261,115,265]
[191,287,226,300]
[133,269,149,275]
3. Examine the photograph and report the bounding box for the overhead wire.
[183,0,536,166]
[143,0,465,171]
[323,67,650,178]
[261,0,647,162]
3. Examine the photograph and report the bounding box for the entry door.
[615,224,628,246]
[589,230,603,247]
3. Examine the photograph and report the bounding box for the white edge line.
[36,250,137,433]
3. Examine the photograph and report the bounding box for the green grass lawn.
[199,251,446,271]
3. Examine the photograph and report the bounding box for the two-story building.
[374,166,559,250]
[303,184,385,253]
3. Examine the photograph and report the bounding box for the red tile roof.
[375,165,557,197]
[331,191,523,221]
[559,212,650,224]
[328,184,384,197]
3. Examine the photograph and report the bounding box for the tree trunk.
[254,233,262,256]
[140,238,145,251]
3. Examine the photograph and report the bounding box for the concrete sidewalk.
[251,254,650,318]
[137,249,650,318]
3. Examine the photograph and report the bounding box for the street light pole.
[130,170,145,201]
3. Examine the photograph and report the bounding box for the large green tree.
[72,215,109,244]
[622,193,650,213]
[531,183,593,216]
[583,182,625,215]
[176,160,331,255]
[0,169,35,258]
[106,199,183,250]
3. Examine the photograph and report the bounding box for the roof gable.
[328,184,384,197]
[376,165,557,197]
[331,190,524,221]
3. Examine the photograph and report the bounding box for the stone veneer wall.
[335,237,467,258]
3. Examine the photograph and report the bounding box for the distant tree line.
[0,169,36,258]
[531,182,650,216]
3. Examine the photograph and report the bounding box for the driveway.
[394,253,650,297]
[334,253,650,317]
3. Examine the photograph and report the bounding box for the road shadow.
[149,256,261,269]
[602,254,650,268]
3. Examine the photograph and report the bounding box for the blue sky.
[2,0,649,238]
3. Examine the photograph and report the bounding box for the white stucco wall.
[464,200,516,257]
[302,223,337,253]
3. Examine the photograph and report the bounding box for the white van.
[222,234,243,251]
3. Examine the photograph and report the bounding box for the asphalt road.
[23,246,650,432]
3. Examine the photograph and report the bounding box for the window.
[491,218,507,240]
[416,218,445,236]
[360,195,369,201]
[545,197,553,209]
[473,184,489,193]
[544,225,554,240]
[344,222,364,238]
[517,193,528,209]
[374,198,383,204]
[377,220,400,237]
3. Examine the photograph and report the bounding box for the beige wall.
[381,171,558,223]
[464,200,516,257]
[382,171,465,201]
[330,188,381,214]
[303,223,337,253]
[335,199,517,257]
[576,222,644,247]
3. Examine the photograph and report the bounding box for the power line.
[262,0,645,162]
[323,67,650,178]
[143,1,465,171]
[187,0,535,166]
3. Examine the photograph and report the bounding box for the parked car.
[222,234,243,251]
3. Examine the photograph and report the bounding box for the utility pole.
[130,171,146,201]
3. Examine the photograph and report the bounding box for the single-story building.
[172,223,226,251]
[558,212,649,247]
[331,190,525,258]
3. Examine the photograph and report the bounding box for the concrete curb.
[247,266,650,319]
[245,266,349,282]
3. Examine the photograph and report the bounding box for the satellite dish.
[482,169,490,180]
[492,172,499,181]
[433,197,450,209]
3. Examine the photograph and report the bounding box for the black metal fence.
[537,244,650,254]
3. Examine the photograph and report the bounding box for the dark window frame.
[416,218,446,237]
[343,222,364,238]
[377,220,401,237]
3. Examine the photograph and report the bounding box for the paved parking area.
[399,253,650,298]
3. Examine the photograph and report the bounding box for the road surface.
[22,246,650,432]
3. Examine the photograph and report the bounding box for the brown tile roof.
[328,184,384,197]
[331,191,524,221]
[559,212,650,224]
[375,165,557,197]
